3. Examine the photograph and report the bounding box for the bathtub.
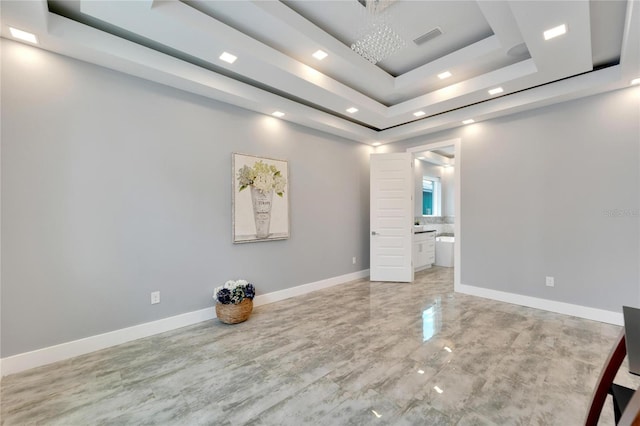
[435,236,454,267]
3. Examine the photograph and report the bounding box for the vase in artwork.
[250,186,274,239]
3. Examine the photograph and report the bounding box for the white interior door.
[370,153,414,282]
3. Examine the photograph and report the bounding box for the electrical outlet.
[545,276,555,287]
[151,291,160,304]
[352,257,357,264]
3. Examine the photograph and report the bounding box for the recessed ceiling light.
[413,111,426,117]
[312,50,328,60]
[219,52,237,64]
[346,107,358,114]
[372,142,381,146]
[438,71,452,79]
[9,27,38,44]
[488,87,504,96]
[272,111,285,118]
[462,119,475,125]
[631,78,640,85]
[417,156,425,160]
[544,24,567,41]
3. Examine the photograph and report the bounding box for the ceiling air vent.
[356,0,396,12]
[413,27,443,46]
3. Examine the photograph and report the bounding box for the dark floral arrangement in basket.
[213,280,255,324]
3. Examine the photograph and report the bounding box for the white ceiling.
[1,0,639,146]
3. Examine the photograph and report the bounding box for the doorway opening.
[407,138,461,290]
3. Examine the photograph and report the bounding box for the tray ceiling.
[1,0,639,145]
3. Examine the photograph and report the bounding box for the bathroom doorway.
[407,138,461,290]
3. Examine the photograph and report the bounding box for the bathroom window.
[423,177,441,216]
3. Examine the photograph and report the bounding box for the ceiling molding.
[1,0,638,145]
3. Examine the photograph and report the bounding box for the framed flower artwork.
[232,153,290,243]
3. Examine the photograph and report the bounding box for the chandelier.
[351,0,406,65]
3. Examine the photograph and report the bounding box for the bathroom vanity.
[413,229,435,271]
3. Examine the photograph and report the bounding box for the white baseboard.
[456,283,623,325]
[253,269,369,305]
[1,269,370,377]
[1,307,217,378]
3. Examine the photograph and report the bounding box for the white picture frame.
[232,153,290,243]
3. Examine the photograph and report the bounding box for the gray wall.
[384,87,640,312]
[0,40,371,357]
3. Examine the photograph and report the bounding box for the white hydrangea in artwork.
[253,173,275,193]
[236,160,287,197]
[274,175,286,195]
[237,166,254,188]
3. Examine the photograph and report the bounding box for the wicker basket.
[216,298,253,324]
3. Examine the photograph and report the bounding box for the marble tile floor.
[2,267,639,425]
